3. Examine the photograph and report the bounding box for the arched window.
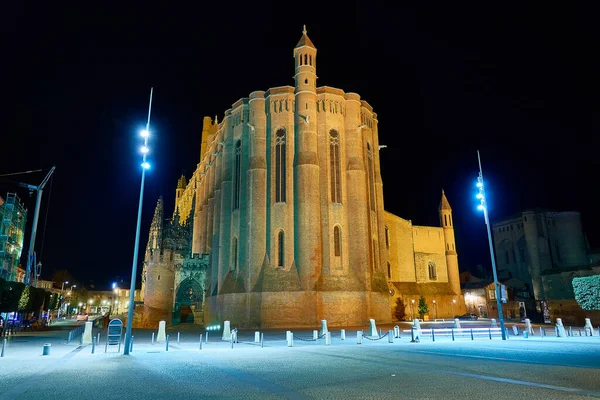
[387,262,391,279]
[275,129,286,203]
[310,55,312,65]
[428,261,437,280]
[233,141,242,210]
[372,239,378,271]
[299,54,302,66]
[304,54,308,65]
[334,226,341,257]
[367,143,375,211]
[449,215,452,226]
[329,130,342,203]
[444,215,447,226]
[277,231,285,267]
[231,237,238,271]
[385,226,390,249]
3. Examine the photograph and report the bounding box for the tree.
[394,297,406,321]
[418,296,429,319]
[0,280,24,313]
[573,276,600,311]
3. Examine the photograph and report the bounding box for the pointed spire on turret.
[295,24,316,49]
[214,114,219,125]
[177,173,187,190]
[439,189,452,211]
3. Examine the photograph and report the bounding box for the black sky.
[3,2,599,288]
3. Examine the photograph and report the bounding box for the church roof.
[295,25,316,49]
[439,189,452,211]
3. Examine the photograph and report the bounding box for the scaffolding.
[0,192,28,281]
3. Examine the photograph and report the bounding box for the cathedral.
[137,27,465,329]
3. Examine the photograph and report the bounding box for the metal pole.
[124,88,153,356]
[478,150,507,340]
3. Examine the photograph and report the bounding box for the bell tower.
[439,190,461,295]
[293,25,317,94]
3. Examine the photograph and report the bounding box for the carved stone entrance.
[174,278,204,324]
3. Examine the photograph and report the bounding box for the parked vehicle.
[76,314,89,321]
[454,313,478,321]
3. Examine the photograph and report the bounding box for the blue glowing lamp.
[141,162,151,170]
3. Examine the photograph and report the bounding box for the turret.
[145,196,164,263]
[293,25,317,94]
[174,173,187,218]
[439,190,461,294]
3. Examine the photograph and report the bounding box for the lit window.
[275,129,286,203]
[329,130,342,203]
[428,261,437,280]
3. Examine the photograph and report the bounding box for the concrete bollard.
[568,326,573,336]
[222,321,232,341]
[584,318,594,336]
[453,318,462,329]
[286,331,293,347]
[394,325,400,338]
[512,325,519,336]
[177,332,180,345]
[388,330,394,343]
[356,330,363,344]
[505,328,510,339]
[92,337,96,354]
[205,331,209,343]
[340,329,346,340]
[1,338,5,357]
[42,343,51,356]
[157,321,166,342]
[524,318,533,335]
[97,333,100,345]
[325,332,331,346]
[540,327,544,337]
[199,334,203,350]
[152,332,155,344]
[261,333,264,348]
[369,319,378,337]
[82,321,93,345]
[255,331,260,343]
[166,335,170,351]
[320,320,328,336]
[490,318,498,328]
[313,330,318,340]
[556,318,567,337]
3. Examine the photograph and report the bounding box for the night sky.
[4,3,598,288]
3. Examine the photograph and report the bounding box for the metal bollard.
[357,330,363,344]
[1,338,5,357]
[410,327,418,343]
[432,329,435,342]
[287,331,294,347]
[470,329,474,340]
[97,333,100,345]
[489,328,492,340]
[261,333,264,348]
[231,334,234,349]
[394,325,400,338]
[255,331,260,343]
[313,330,318,340]
[177,332,180,345]
[506,328,510,339]
[92,337,96,354]
[388,330,394,343]
[569,326,573,336]
[540,327,544,337]
[166,335,169,351]
[451,328,455,341]
[130,336,134,353]
[579,329,582,336]
[206,331,209,343]
[42,343,51,356]
[152,332,155,344]
[340,329,346,340]
[379,328,382,338]
[199,334,203,350]
[325,332,331,346]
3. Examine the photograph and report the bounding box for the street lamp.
[476,150,506,340]
[124,88,154,356]
[451,299,456,318]
[432,300,437,320]
[57,280,69,319]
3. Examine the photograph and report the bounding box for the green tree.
[0,280,24,313]
[418,296,429,319]
[18,285,33,311]
[573,276,600,311]
[394,297,406,321]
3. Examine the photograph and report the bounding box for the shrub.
[572,275,600,311]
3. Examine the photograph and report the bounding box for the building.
[0,193,28,281]
[138,27,465,329]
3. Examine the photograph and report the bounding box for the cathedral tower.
[293,25,322,292]
[439,190,461,294]
[174,174,187,217]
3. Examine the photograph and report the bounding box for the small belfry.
[140,27,466,328]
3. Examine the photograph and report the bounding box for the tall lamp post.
[124,88,154,356]
[451,299,456,319]
[476,150,506,340]
[57,280,69,319]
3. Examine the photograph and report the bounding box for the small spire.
[439,189,452,211]
[214,114,219,125]
[303,24,307,35]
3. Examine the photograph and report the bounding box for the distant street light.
[432,300,437,319]
[476,150,506,340]
[451,299,456,319]
[124,88,154,356]
[410,299,415,320]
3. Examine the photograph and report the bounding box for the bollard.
[286,331,294,347]
[97,333,100,345]
[231,334,234,349]
[177,332,180,345]
[206,331,209,343]
[569,326,573,337]
[1,338,5,357]
[489,328,492,340]
[432,329,435,342]
[379,328,382,338]
[470,329,474,340]
[394,325,400,338]
[579,329,582,336]
[356,330,363,344]
[340,329,346,340]
[524,330,529,339]
[152,332,155,344]
[410,327,418,343]
[166,335,169,351]
[130,336,134,353]
[325,332,331,346]
[68,332,72,343]
[42,343,51,356]
[505,328,510,339]
[261,333,264,348]
[451,328,455,341]
[92,337,96,354]
[255,331,260,343]
[388,330,394,343]
[199,334,203,350]
[313,330,318,340]
[540,327,543,337]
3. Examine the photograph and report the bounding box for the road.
[0,324,599,399]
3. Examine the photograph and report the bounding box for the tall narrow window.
[334,226,341,257]
[428,261,437,280]
[372,239,378,271]
[329,130,342,203]
[387,262,391,279]
[444,215,447,226]
[234,141,242,210]
[385,226,390,249]
[231,237,238,271]
[367,144,376,211]
[277,231,285,267]
[275,129,286,202]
